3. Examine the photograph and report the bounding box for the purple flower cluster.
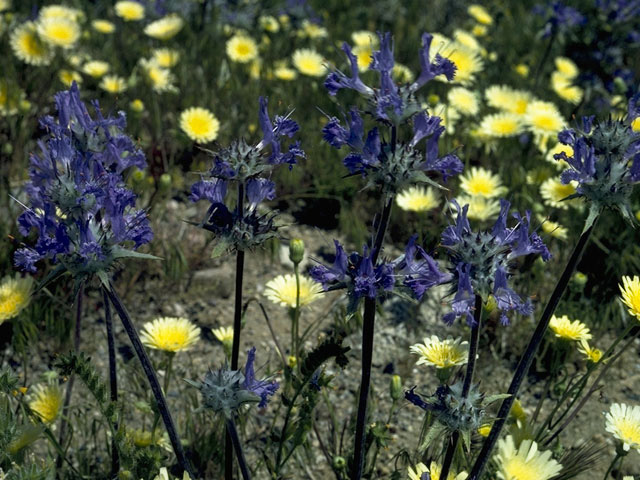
[190,97,305,251]
[554,95,640,226]
[533,1,586,36]
[244,347,279,408]
[441,200,550,326]
[14,83,151,276]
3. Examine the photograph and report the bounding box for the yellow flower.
[456,195,502,222]
[410,461,468,480]
[92,19,115,34]
[37,16,80,48]
[82,60,110,78]
[144,14,183,40]
[392,63,414,83]
[10,21,54,66]
[226,34,258,63]
[484,85,532,114]
[578,340,602,363]
[179,107,220,143]
[447,87,479,116]
[459,167,506,198]
[140,59,176,93]
[299,19,327,39]
[437,42,483,85]
[259,15,279,33]
[408,463,429,480]
[495,436,561,480]
[115,1,145,21]
[538,216,568,241]
[351,30,378,48]
[99,75,128,94]
[264,274,323,308]
[478,424,492,437]
[212,326,234,350]
[453,29,481,51]
[396,186,439,212]
[525,100,565,137]
[434,103,461,134]
[141,317,200,353]
[605,403,640,452]
[549,314,591,341]
[468,4,493,25]
[352,44,374,71]
[152,48,180,68]
[514,64,529,77]
[274,65,297,81]
[472,24,488,37]
[29,384,62,423]
[130,99,144,112]
[292,48,326,77]
[58,69,82,86]
[479,112,523,137]
[540,177,577,209]
[0,275,33,324]
[39,5,83,21]
[510,399,527,423]
[554,56,578,79]
[410,335,468,369]
[551,71,583,105]
[620,275,640,319]
[545,142,572,168]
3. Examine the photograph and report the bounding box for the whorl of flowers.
[441,199,550,326]
[14,83,152,278]
[554,94,640,228]
[188,347,278,417]
[189,97,305,252]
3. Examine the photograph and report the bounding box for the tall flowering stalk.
[319,30,460,480]
[468,94,640,479]
[13,83,192,477]
[189,96,304,479]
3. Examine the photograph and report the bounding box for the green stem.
[604,452,622,480]
[292,263,301,365]
[103,287,119,478]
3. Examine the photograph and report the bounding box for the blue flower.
[246,178,276,209]
[412,33,457,91]
[309,240,348,288]
[243,347,279,408]
[533,1,585,36]
[394,235,451,300]
[189,179,228,204]
[324,43,374,97]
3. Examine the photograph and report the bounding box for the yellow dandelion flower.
[495,436,562,480]
[396,186,439,212]
[578,340,602,363]
[408,463,429,480]
[0,275,33,324]
[140,317,200,353]
[437,42,483,85]
[274,65,297,81]
[37,16,80,48]
[632,117,640,132]
[212,326,234,347]
[39,5,83,21]
[130,99,144,112]
[292,48,325,77]
[554,56,578,79]
[180,107,220,143]
[264,274,323,308]
[456,195,502,222]
[410,335,468,369]
[58,69,82,86]
[352,44,373,71]
[29,384,62,424]
[540,177,577,209]
[92,19,115,34]
[605,403,640,452]
[514,64,529,77]
[115,1,145,21]
[545,142,572,168]
[82,60,110,78]
[410,461,468,480]
[478,424,492,437]
[144,14,183,40]
[459,167,506,198]
[351,30,378,48]
[140,59,175,93]
[551,71,583,105]
[259,15,279,33]
[152,48,179,68]
[99,75,127,94]
[479,112,523,137]
[468,4,493,25]
[447,87,479,116]
[525,100,565,137]
[10,21,54,66]
[472,24,488,37]
[392,63,414,83]
[226,34,258,63]
[485,85,532,114]
[454,29,481,51]
[538,216,568,241]
[620,275,640,319]
[549,314,591,341]
[300,19,327,39]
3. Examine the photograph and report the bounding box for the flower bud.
[159,173,172,190]
[332,456,347,470]
[390,374,402,401]
[289,238,305,265]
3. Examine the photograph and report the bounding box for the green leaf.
[96,270,110,289]
[418,423,446,454]
[484,393,511,405]
[34,264,68,294]
[111,246,162,261]
[210,239,231,259]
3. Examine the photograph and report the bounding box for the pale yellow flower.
[448,87,479,116]
[485,85,532,115]
[0,275,33,324]
[554,56,579,79]
[140,59,176,93]
[538,216,568,241]
[525,100,565,137]
[456,195,502,221]
[468,4,493,25]
[540,177,577,209]
[292,48,326,77]
[436,41,483,85]
[115,1,145,21]
[299,19,327,39]
[620,275,640,319]
[37,16,80,49]
[351,30,378,48]
[99,75,128,94]
[410,335,468,369]
[180,107,220,143]
[264,274,323,308]
[82,60,110,78]
[58,69,82,86]
[10,21,54,66]
[226,34,258,63]
[259,15,279,33]
[459,167,506,198]
[578,340,602,363]
[352,44,374,71]
[392,63,414,83]
[409,461,468,480]
[514,64,529,77]
[495,436,561,480]
[605,403,640,452]
[549,314,591,341]
[212,326,234,347]
[545,142,572,168]
[144,14,183,40]
[274,65,297,81]
[551,71,583,105]
[29,384,62,424]
[479,112,523,137]
[141,317,200,353]
[453,29,481,51]
[92,19,115,34]
[152,48,180,68]
[396,186,439,212]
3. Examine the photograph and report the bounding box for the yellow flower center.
[616,418,640,445]
[0,291,25,318]
[492,117,519,135]
[21,32,45,56]
[235,43,251,56]
[502,457,538,480]
[531,113,562,132]
[186,115,211,136]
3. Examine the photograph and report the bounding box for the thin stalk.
[603,452,622,480]
[56,283,84,469]
[226,417,252,480]
[440,295,482,480]
[468,223,596,480]
[105,283,193,478]
[103,288,119,477]
[292,263,301,364]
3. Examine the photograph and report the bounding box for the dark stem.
[102,288,119,477]
[468,224,595,480]
[440,295,482,480]
[351,296,376,480]
[226,417,252,480]
[371,195,393,264]
[105,283,194,478]
[56,283,84,469]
